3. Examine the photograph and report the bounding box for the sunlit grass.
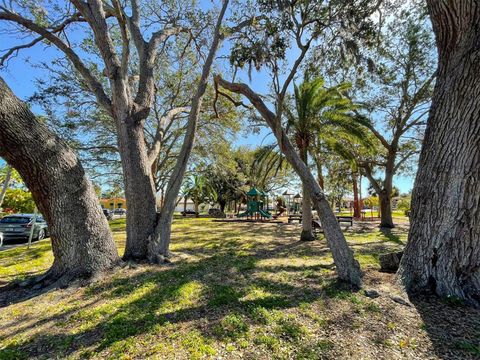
[0,217,425,359]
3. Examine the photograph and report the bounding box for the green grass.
[0,217,476,359]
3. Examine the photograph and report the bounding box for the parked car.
[103,209,113,220]
[181,209,198,216]
[0,214,48,244]
[113,208,127,216]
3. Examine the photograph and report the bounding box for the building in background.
[100,197,127,210]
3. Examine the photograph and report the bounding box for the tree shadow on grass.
[0,234,339,359]
[409,294,480,359]
[379,228,404,245]
[0,220,404,358]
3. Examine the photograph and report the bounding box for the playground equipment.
[238,187,272,220]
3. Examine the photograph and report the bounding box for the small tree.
[184,174,217,217]
[354,10,435,228]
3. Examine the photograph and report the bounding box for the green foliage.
[275,316,307,341]
[234,146,293,193]
[396,196,411,213]
[2,188,35,213]
[454,340,480,356]
[183,174,217,209]
[0,165,22,186]
[204,165,243,211]
[229,0,379,77]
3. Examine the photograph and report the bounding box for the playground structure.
[238,187,272,220]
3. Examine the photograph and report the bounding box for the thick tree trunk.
[299,146,314,241]
[0,77,119,282]
[219,200,226,213]
[147,0,229,263]
[194,202,199,218]
[352,173,361,219]
[118,120,158,261]
[379,189,394,228]
[398,0,480,306]
[215,76,362,286]
[0,165,12,209]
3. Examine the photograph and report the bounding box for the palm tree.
[183,174,217,218]
[283,76,371,240]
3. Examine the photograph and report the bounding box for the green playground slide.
[258,209,272,218]
[237,210,251,217]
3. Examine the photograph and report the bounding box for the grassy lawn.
[0,218,478,359]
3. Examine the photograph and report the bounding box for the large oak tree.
[0,0,229,262]
[0,76,119,283]
[398,0,480,306]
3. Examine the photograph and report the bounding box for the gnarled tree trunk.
[0,77,119,282]
[398,0,480,306]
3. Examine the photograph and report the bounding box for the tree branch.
[393,150,417,173]
[147,106,190,165]
[0,9,112,112]
[361,163,382,194]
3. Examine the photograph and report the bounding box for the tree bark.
[215,75,362,286]
[183,196,187,216]
[194,201,200,218]
[0,77,119,282]
[352,172,361,219]
[379,189,394,228]
[398,0,480,306]
[363,163,395,228]
[118,119,158,261]
[0,165,12,209]
[299,146,315,241]
[147,0,229,262]
[316,161,325,190]
[219,199,226,213]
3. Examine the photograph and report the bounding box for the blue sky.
[0,8,416,198]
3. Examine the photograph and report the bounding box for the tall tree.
[354,10,435,228]
[286,77,370,240]
[398,1,480,306]
[214,0,383,286]
[0,0,230,263]
[0,77,119,283]
[147,0,231,262]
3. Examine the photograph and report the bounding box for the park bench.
[336,216,353,226]
[287,214,303,223]
[288,215,353,228]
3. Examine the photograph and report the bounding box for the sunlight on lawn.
[0,217,413,359]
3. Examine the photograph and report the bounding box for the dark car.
[103,209,113,220]
[0,214,48,245]
[113,208,127,216]
[181,209,198,216]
